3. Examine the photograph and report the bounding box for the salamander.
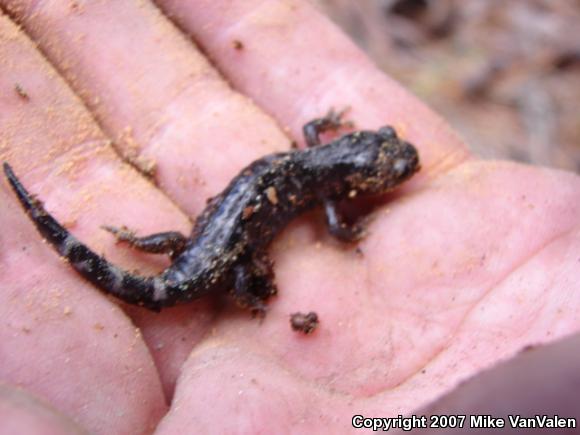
[3,111,420,317]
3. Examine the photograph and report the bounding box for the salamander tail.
[3,163,168,311]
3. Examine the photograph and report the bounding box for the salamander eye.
[378,126,398,140]
[393,158,410,178]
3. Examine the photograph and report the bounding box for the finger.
[154,0,470,176]
[0,0,294,397]
[0,15,171,432]
[0,2,244,396]
[0,384,87,435]
[1,0,290,215]
[0,167,168,432]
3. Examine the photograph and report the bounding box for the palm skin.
[0,1,579,434]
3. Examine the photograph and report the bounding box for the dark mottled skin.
[3,112,420,316]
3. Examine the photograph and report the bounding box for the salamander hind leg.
[303,107,353,148]
[232,251,277,318]
[102,225,187,260]
[323,199,367,243]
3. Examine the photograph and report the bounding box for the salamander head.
[344,126,420,194]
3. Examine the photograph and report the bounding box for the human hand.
[1,1,579,434]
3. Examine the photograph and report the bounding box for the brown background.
[316,0,580,171]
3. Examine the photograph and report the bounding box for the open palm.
[1,1,579,434]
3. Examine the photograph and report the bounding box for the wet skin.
[3,112,419,316]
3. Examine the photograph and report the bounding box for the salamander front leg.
[303,107,353,148]
[102,226,187,260]
[323,200,366,243]
[232,252,277,318]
